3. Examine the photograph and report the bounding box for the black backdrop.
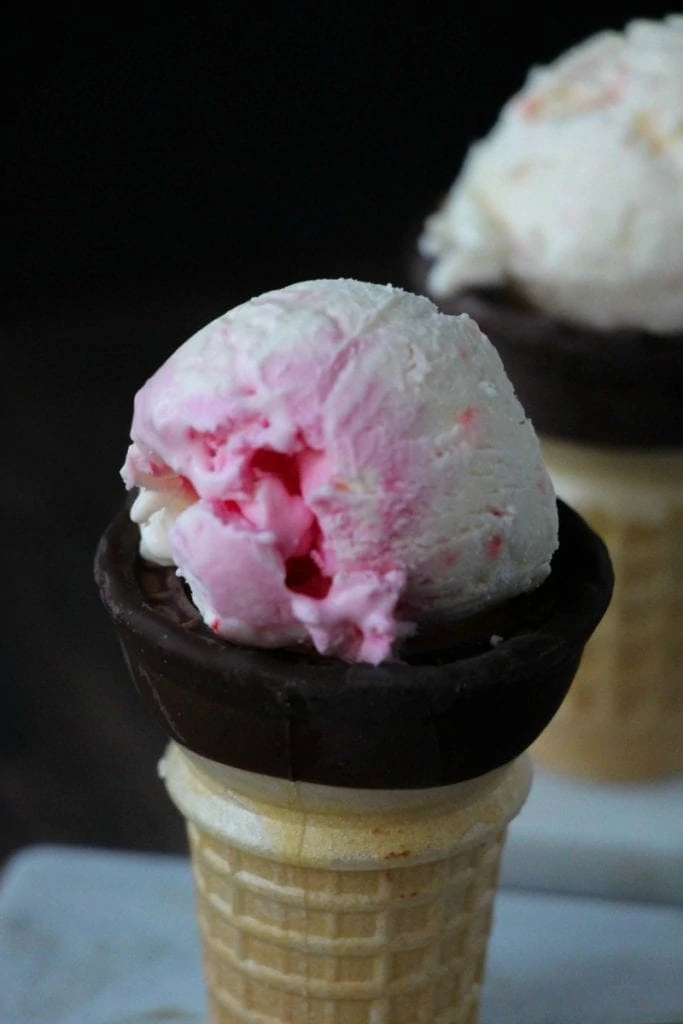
[1,6,669,857]
[6,6,669,303]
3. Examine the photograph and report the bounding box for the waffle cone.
[161,743,531,1024]
[533,439,683,781]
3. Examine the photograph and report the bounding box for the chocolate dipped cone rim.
[408,242,683,448]
[94,499,613,788]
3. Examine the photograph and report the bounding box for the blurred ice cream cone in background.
[411,18,682,780]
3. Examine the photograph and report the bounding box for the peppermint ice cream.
[122,278,558,665]
[419,16,683,333]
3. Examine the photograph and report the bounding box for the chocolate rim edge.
[94,499,613,788]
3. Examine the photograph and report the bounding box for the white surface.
[0,846,206,1024]
[1,845,682,1024]
[502,765,683,906]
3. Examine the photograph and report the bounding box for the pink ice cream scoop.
[122,279,558,664]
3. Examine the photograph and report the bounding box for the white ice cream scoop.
[121,278,557,663]
[420,16,683,334]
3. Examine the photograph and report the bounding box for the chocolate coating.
[409,250,683,448]
[94,500,612,788]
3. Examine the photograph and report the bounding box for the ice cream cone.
[95,493,611,1024]
[93,278,614,1023]
[531,439,683,781]
[161,742,531,1024]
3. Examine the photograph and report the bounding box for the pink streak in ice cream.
[122,279,557,664]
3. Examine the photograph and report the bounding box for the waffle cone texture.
[162,744,532,1024]
[532,440,683,781]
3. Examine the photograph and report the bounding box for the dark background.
[2,6,667,861]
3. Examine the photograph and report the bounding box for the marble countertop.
[1,844,682,1024]
[503,765,683,906]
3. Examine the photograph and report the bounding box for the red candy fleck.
[458,406,479,429]
[284,519,331,599]
[536,473,549,495]
[188,427,228,460]
[285,554,332,599]
[520,95,544,119]
[210,618,220,631]
[250,448,301,495]
[180,476,198,499]
[487,535,504,559]
[211,499,242,524]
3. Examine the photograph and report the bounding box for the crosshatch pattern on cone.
[563,509,683,718]
[188,822,504,1024]
[534,504,683,780]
